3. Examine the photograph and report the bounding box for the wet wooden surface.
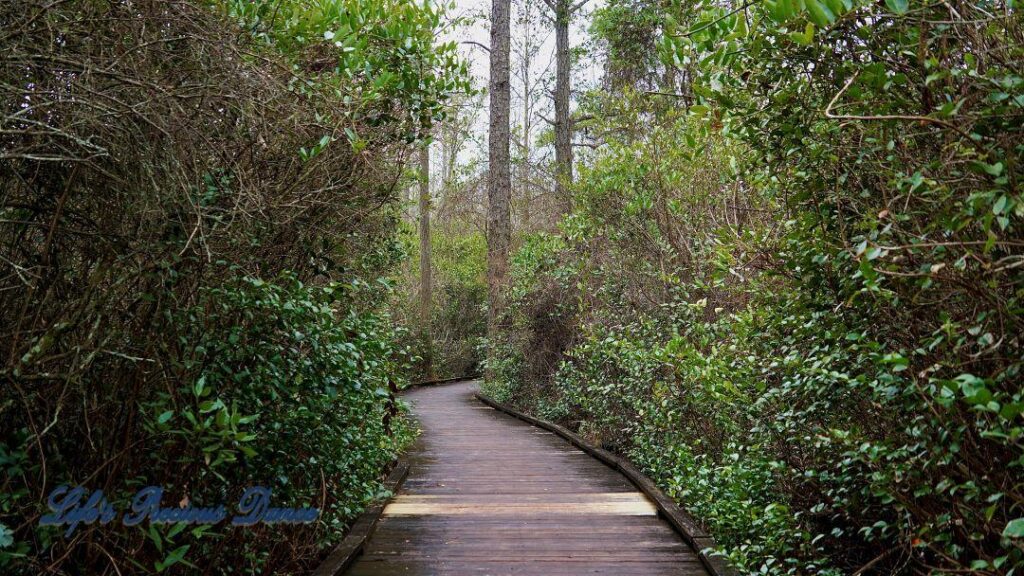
[346,380,708,576]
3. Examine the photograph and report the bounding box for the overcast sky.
[435,0,604,169]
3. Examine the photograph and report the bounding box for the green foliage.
[400,223,488,380]
[490,3,1024,571]
[2,270,414,574]
[1,0,458,572]
[217,0,471,142]
[157,271,414,554]
[589,0,666,91]
[663,0,1024,570]
[482,232,576,407]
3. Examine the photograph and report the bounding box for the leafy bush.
[488,9,1024,567]
[0,0,461,573]
[154,272,413,572]
[399,225,489,380]
[217,0,468,145]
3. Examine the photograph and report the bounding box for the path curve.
[347,380,709,575]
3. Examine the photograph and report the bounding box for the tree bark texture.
[418,144,433,377]
[553,0,572,209]
[487,0,512,339]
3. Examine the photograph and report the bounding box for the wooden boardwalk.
[347,380,709,575]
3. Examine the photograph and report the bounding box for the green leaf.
[155,544,190,572]
[957,374,992,405]
[158,410,173,424]
[885,0,909,14]
[993,195,1007,215]
[805,0,836,26]
[790,23,815,45]
[1004,518,1024,538]
[984,162,1004,176]
[778,0,794,20]
[881,353,909,371]
[823,0,845,17]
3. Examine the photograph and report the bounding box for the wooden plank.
[406,375,477,389]
[348,560,709,576]
[390,492,651,503]
[345,381,713,576]
[475,390,739,576]
[366,550,694,559]
[383,501,658,516]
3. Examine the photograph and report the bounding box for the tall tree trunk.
[521,16,532,230]
[418,144,433,378]
[522,88,531,229]
[553,0,572,209]
[441,128,451,190]
[487,0,512,344]
[441,121,455,189]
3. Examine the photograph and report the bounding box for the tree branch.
[461,40,490,53]
[824,72,976,141]
[670,0,757,38]
[570,0,589,13]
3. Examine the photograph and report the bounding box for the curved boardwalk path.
[347,380,709,576]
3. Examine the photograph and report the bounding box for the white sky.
[436,0,604,170]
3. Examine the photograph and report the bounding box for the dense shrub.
[427,231,489,378]
[140,273,413,573]
[0,0,462,573]
[399,225,488,381]
[487,1,1024,568]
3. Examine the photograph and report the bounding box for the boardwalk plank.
[345,381,709,576]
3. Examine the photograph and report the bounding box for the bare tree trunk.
[418,144,433,378]
[441,128,451,190]
[441,120,456,189]
[521,15,532,230]
[522,94,531,228]
[553,0,572,209]
[488,0,512,343]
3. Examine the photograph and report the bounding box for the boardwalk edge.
[475,392,740,576]
[405,375,477,389]
[311,459,411,576]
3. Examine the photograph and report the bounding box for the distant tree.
[513,0,545,229]
[542,0,585,208]
[418,143,433,378]
[487,0,512,340]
